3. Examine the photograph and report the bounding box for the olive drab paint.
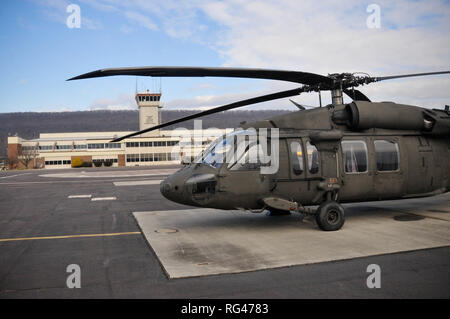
[68,66,450,231]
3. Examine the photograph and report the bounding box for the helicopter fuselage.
[160,101,450,212]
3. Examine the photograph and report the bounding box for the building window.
[56,145,71,150]
[126,142,139,148]
[140,142,153,147]
[342,140,368,173]
[167,141,179,147]
[290,141,304,175]
[39,145,53,150]
[126,154,140,162]
[154,141,166,147]
[374,140,400,171]
[93,158,117,164]
[154,153,167,161]
[74,144,87,149]
[140,153,153,162]
[167,153,180,161]
[45,160,66,165]
[105,143,121,149]
[88,143,105,149]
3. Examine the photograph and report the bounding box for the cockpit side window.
[200,137,232,168]
[229,142,264,171]
[290,141,304,175]
[306,141,319,174]
[197,129,263,170]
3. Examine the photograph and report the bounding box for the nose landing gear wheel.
[315,201,345,231]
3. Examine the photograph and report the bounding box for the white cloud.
[89,93,137,110]
[35,0,450,109]
[124,11,158,31]
[88,0,450,109]
[78,0,119,13]
[194,0,450,108]
[164,89,299,111]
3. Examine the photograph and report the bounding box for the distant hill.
[0,109,293,159]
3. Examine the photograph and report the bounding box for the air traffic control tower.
[136,90,162,136]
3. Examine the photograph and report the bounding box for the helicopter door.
[270,139,321,203]
[371,138,404,199]
[268,138,294,198]
[339,139,375,201]
[218,139,273,206]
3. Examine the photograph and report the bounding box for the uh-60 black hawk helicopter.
[69,67,450,231]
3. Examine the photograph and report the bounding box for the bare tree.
[18,147,36,169]
[7,156,17,169]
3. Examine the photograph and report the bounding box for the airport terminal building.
[7,91,226,169]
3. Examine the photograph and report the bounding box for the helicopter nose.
[160,178,174,200]
[160,179,170,196]
[160,174,186,203]
[160,164,219,206]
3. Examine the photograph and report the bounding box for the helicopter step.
[262,196,316,216]
[261,197,298,212]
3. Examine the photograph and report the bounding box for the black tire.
[315,201,345,231]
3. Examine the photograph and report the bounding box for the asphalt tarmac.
[0,166,449,298]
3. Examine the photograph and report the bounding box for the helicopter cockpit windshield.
[196,129,265,170]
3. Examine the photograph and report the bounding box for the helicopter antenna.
[318,89,322,107]
[289,99,306,110]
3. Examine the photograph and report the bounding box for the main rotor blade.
[374,70,450,82]
[110,86,306,142]
[68,66,332,86]
[343,88,371,102]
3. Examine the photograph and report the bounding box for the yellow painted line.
[0,231,142,243]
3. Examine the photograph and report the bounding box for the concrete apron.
[133,193,450,279]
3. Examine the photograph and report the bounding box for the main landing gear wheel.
[315,201,345,231]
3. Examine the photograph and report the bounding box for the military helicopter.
[69,67,450,231]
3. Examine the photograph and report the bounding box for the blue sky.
[0,0,449,113]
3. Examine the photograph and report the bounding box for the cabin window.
[306,141,319,174]
[374,140,399,171]
[342,140,368,173]
[290,141,304,175]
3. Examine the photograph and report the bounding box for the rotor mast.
[331,88,344,105]
[329,73,350,105]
